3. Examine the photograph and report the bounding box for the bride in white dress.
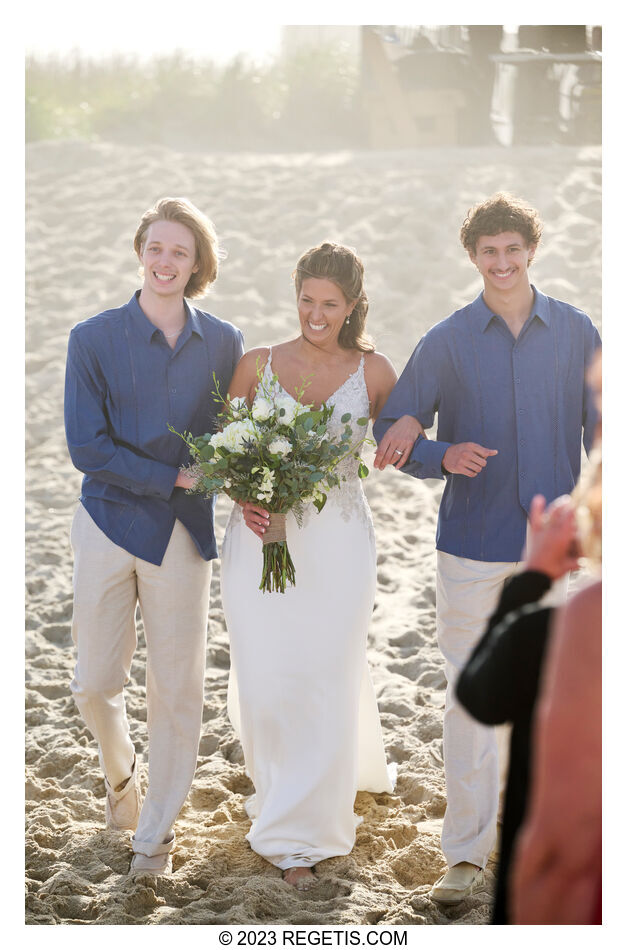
[220,243,424,889]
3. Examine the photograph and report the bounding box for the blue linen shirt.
[64,291,244,565]
[373,287,601,562]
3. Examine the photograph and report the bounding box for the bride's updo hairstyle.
[293,242,375,353]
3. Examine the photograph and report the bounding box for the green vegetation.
[26,48,364,150]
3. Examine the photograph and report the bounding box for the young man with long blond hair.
[64,197,243,875]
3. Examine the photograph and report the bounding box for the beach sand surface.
[25,141,601,925]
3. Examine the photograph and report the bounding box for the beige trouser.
[436,549,568,869]
[70,504,212,857]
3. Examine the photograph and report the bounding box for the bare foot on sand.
[282,867,317,890]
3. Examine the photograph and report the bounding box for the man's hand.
[240,501,270,540]
[374,415,426,470]
[524,494,581,580]
[442,442,498,476]
[175,470,199,491]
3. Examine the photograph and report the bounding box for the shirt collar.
[126,291,204,342]
[473,284,551,332]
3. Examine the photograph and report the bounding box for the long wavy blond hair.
[572,352,602,568]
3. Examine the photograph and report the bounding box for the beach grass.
[26,48,363,151]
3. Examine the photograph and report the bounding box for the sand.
[25,140,601,925]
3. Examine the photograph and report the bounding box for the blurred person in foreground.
[511,358,602,925]
[64,198,244,875]
[373,193,601,903]
[455,492,582,922]
[221,243,405,889]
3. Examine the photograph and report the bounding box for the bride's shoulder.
[363,351,397,385]
[235,346,271,375]
[228,347,272,400]
[235,341,297,380]
[362,351,398,418]
[242,345,271,362]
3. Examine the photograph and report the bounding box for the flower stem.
[259,541,296,593]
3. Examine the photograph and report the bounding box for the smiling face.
[297,277,355,347]
[469,231,536,294]
[139,219,199,299]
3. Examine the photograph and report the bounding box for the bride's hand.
[373,415,426,470]
[239,501,271,539]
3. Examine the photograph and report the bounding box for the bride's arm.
[225,346,270,404]
[365,353,426,470]
[364,351,402,420]
[226,347,272,539]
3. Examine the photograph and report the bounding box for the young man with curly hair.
[64,197,244,875]
[373,193,600,904]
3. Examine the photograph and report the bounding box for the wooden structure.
[491,50,602,145]
[360,26,466,148]
[359,25,601,148]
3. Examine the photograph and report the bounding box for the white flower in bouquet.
[274,394,299,427]
[208,430,225,450]
[252,396,274,422]
[255,466,275,502]
[302,487,326,505]
[211,418,258,453]
[228,396,248,420]
[267,436,292,457]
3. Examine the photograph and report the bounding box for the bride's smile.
[297,276,355,347]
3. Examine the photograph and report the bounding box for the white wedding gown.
[220,350,395,870]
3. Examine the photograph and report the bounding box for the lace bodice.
[262,348,370,483]
[228,348,374,532]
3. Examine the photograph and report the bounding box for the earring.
[345,311,352,325]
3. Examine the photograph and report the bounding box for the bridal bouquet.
[170,366,370,593]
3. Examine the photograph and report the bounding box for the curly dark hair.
[460,192,543,255]
[293,242,375,353]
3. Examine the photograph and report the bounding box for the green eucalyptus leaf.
[313,493,327,513]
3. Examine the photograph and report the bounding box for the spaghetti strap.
[260,346,274,384]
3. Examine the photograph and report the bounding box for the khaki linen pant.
[436,549,568,869]
[70,504,212,857]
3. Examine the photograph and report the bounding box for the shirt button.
[520,439,526,446]
[520,472,526,478]
[171,388,177,394]
[519,408,525,413]
[515,377,521,383]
